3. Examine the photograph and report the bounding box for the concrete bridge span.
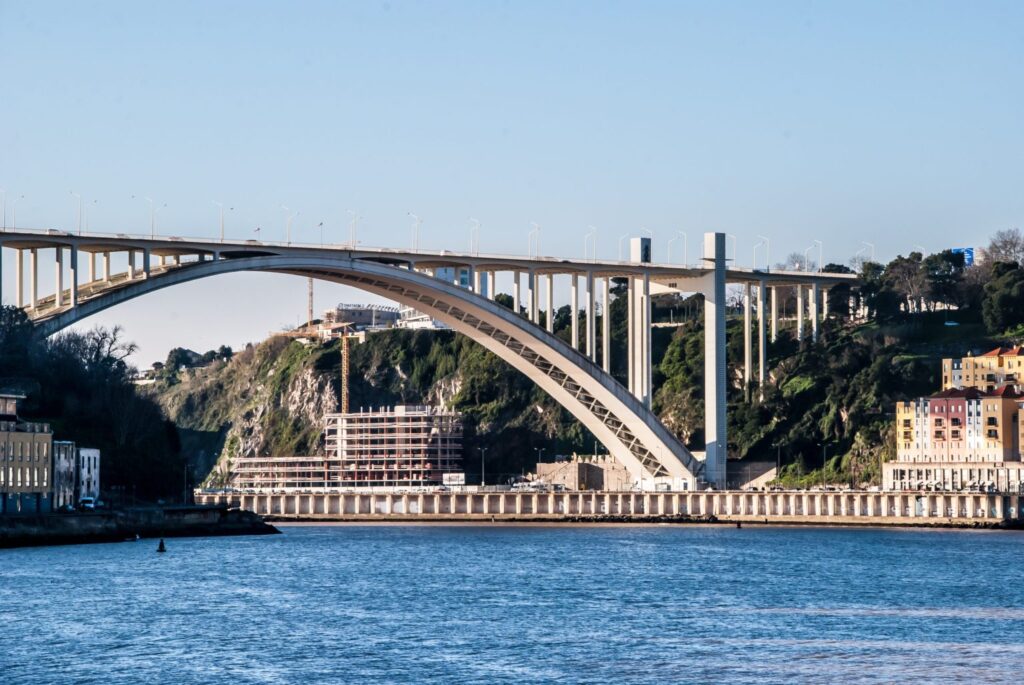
[25,253,704,489]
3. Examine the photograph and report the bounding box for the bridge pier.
[143,248,151,278]
[486,271,495,302]
[528,270,539,324]
[545,274,554,333]
[127,250,136,281]
[703,232,727,488]
[69,245,78,307]
[54,247,64,307]
[102,252,110,282]
[601,277,611,373]
[743,282,752,400]
[29,248,38,309]
[513,271,521,315]
[770,286,778,342]
[15,249,23,307]
[796,286,804,341]
[585,272,595,361]
[757,280,767,392]
[571,274,579,350]
[811,282,820,342]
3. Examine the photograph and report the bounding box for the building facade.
[0,392,53,514]
[52,440,77,509]
[888,384,1024,493]
[77,448,101,501]
[229,405,463,491]
[942,346,1024,392]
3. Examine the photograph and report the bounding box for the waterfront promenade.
[196,489,1024,527]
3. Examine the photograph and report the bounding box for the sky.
[2,0,1023,366]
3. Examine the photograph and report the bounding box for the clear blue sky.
[2,1,1023,365]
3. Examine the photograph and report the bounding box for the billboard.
[442,472,466,486]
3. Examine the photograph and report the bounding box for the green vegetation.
[0,307,185,501]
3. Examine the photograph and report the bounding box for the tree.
[922,250,966,310]
[988,228,1024,265]
[982,262,1024,333]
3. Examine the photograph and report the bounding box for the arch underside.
[28,256,701,484]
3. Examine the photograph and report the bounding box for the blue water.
[2,524,1023,684]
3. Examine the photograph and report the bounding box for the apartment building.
[0,392,53,514]
[942,346,1024,391]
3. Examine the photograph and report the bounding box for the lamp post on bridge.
[668,231,687,265]
[528,222,541,257]
[71,192,83,235]
[533,447,545,465]
[479,446,488,487]
[347,210,360,248]
[408,212,422,251]
[469,218,481,255]
[618,233,630,261]
[281,206,299,245]
[757,235,770,271]
[134,196,165,238]
[213,201,232,242]
[11,194,25,230]
[585,225,597,261]
[0,188,5,230]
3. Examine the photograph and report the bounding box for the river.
[2,524,1022,683]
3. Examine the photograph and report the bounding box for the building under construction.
[229,406,463,491]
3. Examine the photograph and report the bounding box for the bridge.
[0,228,855,489]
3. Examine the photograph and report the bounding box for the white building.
[52,440,77,509]
[77,448,101,501]
[397,266,485,330]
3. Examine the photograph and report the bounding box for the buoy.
[157,539,167,553]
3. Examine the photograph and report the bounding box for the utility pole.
[307,277,314,328]
[479,446,488,487]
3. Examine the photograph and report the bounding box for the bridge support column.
[102,252,110,281]
[513,272,521,316]
[29,249,38,308]
[770,286,778,343]
[472,268,481,295]
[811,282,820,342]
[486,271,495,301]
[642,272,651,406]
[14,249,23,307]
[822,288,829,320]
[743,282,752,401]
[528,270,539,324]
[571,274,579,350]
[69,245,78,307]
[627,277,635,395]
[143,248,151,278]
[703,232,727,488]
[127,250,136,281]
[796,286,804,341]
[757,280,767,393]
[601,277,611,373]
[545,274,554,333]
[585,272,596,361]
[54,248,64,307]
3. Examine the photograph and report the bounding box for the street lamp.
[11,194,25,230]
[408,212,422,251]
[71,192,83,235]
[757,235,770,270]
[318,221,325,246]
[347,210,361,248]
[585,225,597,261]
[0,188,5,229]
[618,233,630,261]
[753,239,765,270]
[469,217,481,255]
[135,196,165,238]
[479,446,488,486]
[533,447,545,464]
[862,241,875,263]
[281,205,299,244]
[668,231,687,265]
[213,201,232,242]
[803,245,815,272]
[727,234,737,262]
[814,240,823,273]
[528,222,541,257]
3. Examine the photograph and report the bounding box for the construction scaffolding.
[229,405,463,491]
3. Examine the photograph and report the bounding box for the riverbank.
[0,505,279,549]
[198,489,1024,529]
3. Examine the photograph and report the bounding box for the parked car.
[78,497,96,510]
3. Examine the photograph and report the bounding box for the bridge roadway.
[0,227,856,489]
[195,489,1023,527]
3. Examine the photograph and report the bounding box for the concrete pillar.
[532,270,540,323]
[811,282,820,342]
[143,248,151,278]
[743,282,752,400]
[627,277,635,394]
[88,252,95,283]
[127,250,136,280]
[14,249,23,307]
[757,281,767,390]
[545,274,554,334]
[571,274,579,350]
[586,272,596,361]
[642,272,652,406]
[472,268,482,294]
[601,277,611,374]
[69,244,78,307]
[513,271,521,315]
[770,286,778,343]
[102,252,110,281]
[702,232,727,488]
[54,248,64,307]
[29,249,38,308]
[796,286,804,341]
[822,288,829,319]
[487,271,495,301]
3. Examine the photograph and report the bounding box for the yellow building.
[0,393,54,514]
[943,346,1024,391]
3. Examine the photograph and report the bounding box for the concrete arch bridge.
[0,228,855,488]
